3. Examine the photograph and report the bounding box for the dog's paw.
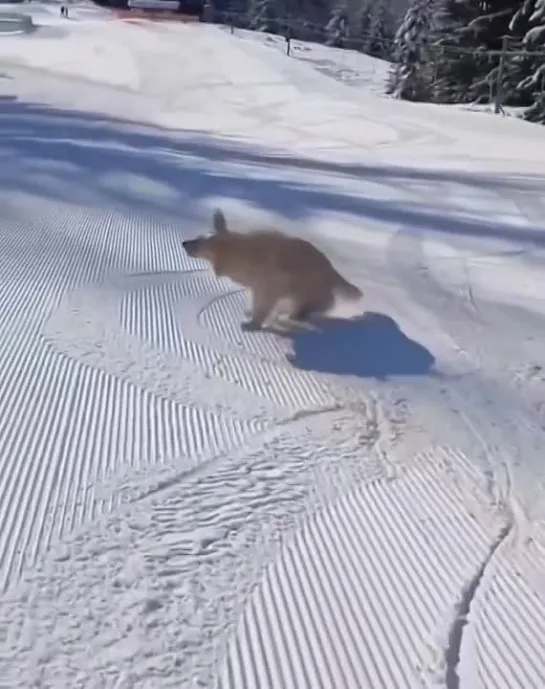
[240,319,263,332]
[278,317,319,333]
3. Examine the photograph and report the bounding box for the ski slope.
[0,4,545,688]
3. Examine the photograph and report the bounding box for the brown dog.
[182,209,363,331]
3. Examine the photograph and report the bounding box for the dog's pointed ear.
[213,208,228,235]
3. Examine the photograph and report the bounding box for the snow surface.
[1,4,545,688]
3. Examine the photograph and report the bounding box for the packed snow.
[0,3,545,688]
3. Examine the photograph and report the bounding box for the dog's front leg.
[241,289,276,331]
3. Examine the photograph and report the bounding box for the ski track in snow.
[459,527,545,689]
[1,6,545,689]
[382,192,545,689]
[216,449,505,689]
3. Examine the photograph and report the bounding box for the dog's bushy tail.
[327,278,364,319]
[339,280,362,301]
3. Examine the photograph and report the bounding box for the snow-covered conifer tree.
[430,0,480,103]
[365,0,397,59]
[249,0,280,33]
[512,0,545,122]
[351,0,373,49]
[326,2,350,46]
[387,0,435,100]
[454,0,525,104]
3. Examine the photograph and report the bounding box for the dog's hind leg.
[277,300,319,332]
[286,302,309,321]
[278,316,319,332]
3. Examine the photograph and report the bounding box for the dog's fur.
[182,208,363,331]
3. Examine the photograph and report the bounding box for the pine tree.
[513,0,545,122]
[249,0,280,33]
[365,0,397,59]
[387,0,435,101]
[351,0,374,50]
[430,0,481,103]
[500,0,535,107]
[326,2,350,47]
[455,0,523,104]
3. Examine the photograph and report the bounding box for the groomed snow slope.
[0,5,545,688]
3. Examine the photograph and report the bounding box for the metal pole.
[494,35,508,115]
[285,22,292,56]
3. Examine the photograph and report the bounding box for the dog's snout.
[182,238,201,256]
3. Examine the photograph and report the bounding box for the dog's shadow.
[285,311,435,380]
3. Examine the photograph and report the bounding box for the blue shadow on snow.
[290,311,435,380]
